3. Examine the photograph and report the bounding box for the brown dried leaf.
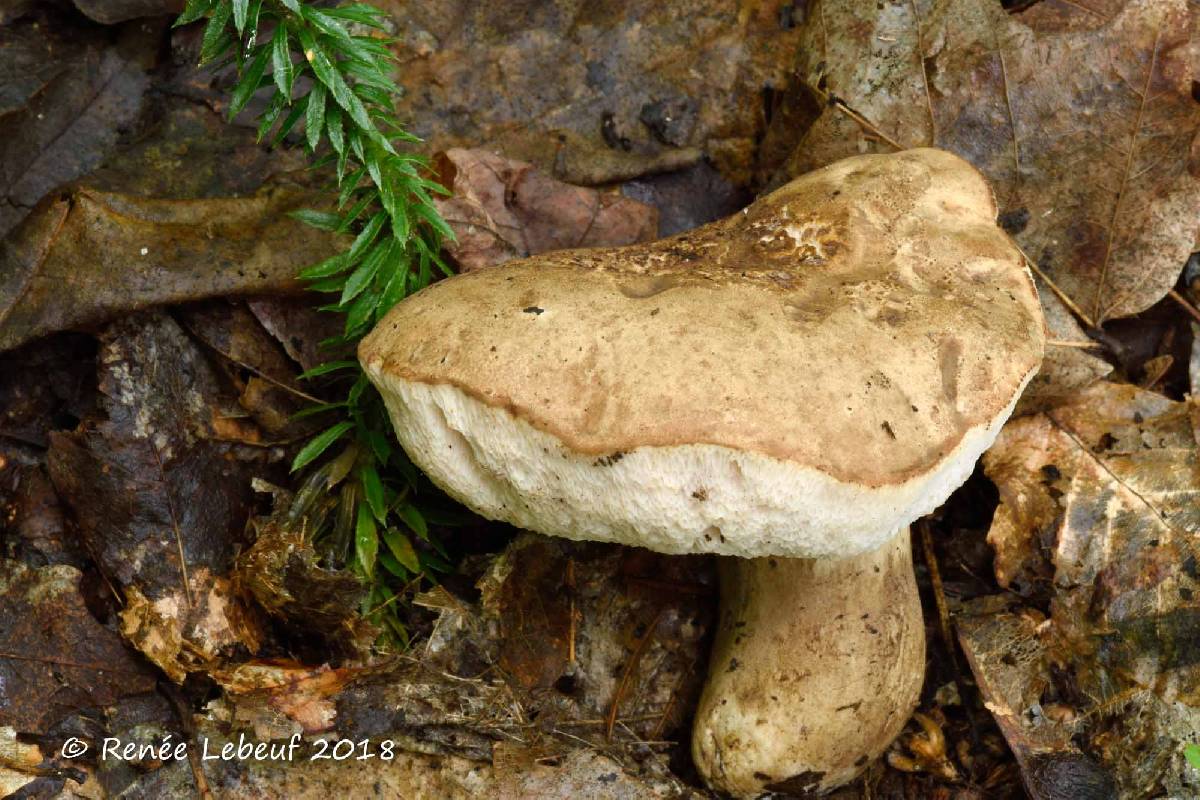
[0,561,156,735]
[0,726,44,797]
[434,149,659,272]
[213,661,358,738]
[0,184,336,352]
[233,512,372,658]
[780,0,1200,323]
[1018,282,1113,412]
[178,301,318,440]
[956,604,1116,800]
[246,297,348,373]
[982,380,1200,796]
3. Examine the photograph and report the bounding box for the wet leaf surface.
[0,560,157,736]
[177,300,320,441]
[46,312,270,681]
[434,148,660,272]
[70,0,182,25]
[245,297,348,373]
[775,0,1200,323]
[0,11,157,239]
[383,0,802,186]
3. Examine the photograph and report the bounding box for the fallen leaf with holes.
[776,0,1200,324]
[981,380,1200,797]
[47,312,266,682]
[956,602,1115,800]
[434,149,659,272]
[0,561,157,735]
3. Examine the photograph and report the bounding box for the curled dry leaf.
[387,0,802,185]
[47,312,266,682]
[778,0,1200,324]
[981,380,1200,797]
[0,561,157,736]
[434,148,659,272]
[212,661,358,739]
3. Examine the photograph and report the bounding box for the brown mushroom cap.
[360,148,1045,558]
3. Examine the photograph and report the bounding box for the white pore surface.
[370,373,1033,559]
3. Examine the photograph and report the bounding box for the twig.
[801,77,905,151]
[605,606,665,741]
[1169,288,1200,325]
[916,520,981,749]
[566,557,578,670]
[1022,252,1097,330]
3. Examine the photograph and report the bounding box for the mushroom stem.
[692,528,924,797]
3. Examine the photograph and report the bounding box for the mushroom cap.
[360,148,1045,558]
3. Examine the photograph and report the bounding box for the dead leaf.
[778,0,1200,323]
[47,312,266,681]
[71,0,182,25]
[490,535,712,744]
[0,182,337,352]
[0,333,97,450]
[1018,282,1112,413]
[0,725,44,798]
[2,462,87,568]
[384,0,802,185]
[982,380,1200,797]
[246,297,348,373]
[956,603,1116,800]
[434,148,659,272]
[233,510,372,658]
[0,96,341,353]
[0,560,157,735]
[0,14,156,238]
[619,161,751,237]
[212,661,357,738]
[177,301,319,440]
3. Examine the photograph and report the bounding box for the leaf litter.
[7,0,1200,797]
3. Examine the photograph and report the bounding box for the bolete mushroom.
[359,148,1045,796]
